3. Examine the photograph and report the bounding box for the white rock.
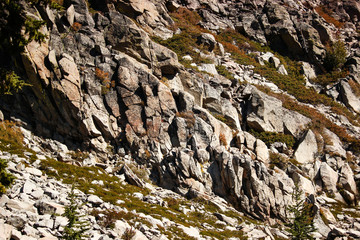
[182,55,193,61]
[87,195,103,206]
[25,167,42,176]
[177,225,201,239]
[292,172,315,195]
[11,229,22,240]
[133,192,144,200]
[0,195,9,207]
[133,230,149,240]
[198,64,218,75]
[0,220,13,240]
[348,229,360,238]
[66,5,75,30]
[294,130,318,164]
[6,199,37,213]
[30,189,44,199]
[54,216,68,228]
[320,207,337,224]
[277,64,288,75]
[255,139,269,163]
[247,228,268,239]
[22,180,38,194]
[23,225,38,237]
[113,220,130,236]
[319,162,338,193]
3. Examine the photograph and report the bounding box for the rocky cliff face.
[1,0,360,239]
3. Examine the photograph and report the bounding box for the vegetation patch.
[323,41,347,72]
[256,88,360,154]
[201,229,246,239]
[39,158,148,204]
[269,152,288,170]
[250,130,295,149]
[176,111,196,128]
[0,69,30,95]
[311,70,348,87]
[315,6,344,29]
[152,8,213,68]
[216,65,234,80]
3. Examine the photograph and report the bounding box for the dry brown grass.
[315,6,344,29]
[219,133,227,146]
[176,111,196,128]
[348,79,360,97]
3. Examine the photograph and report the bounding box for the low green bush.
[216,65,234,80]
[323,41,347,72]
[0,158,15,195]
[250,130,295,149]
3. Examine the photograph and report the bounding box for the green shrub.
[0,69,29,95]
[0,158,15,195]
[216,65,234,80]
[250,130,295,149]
[62,186,90,240]
[323,41,347,72]
[311,70,348,87]
[269,152,288,170]
[0,0,48,54]
[286,185,316,240]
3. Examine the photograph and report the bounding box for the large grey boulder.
[246,87,310,138]
[197,33,217,52]
[319,162,338,193]
[339,80,360,114]
[338,163,358,198]
[255,139,269,163]
[323,128,346,158]
[294,130,318,164]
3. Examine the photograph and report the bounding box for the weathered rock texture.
[1,0,360,237]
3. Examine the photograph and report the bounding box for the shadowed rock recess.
[2,0,360,239]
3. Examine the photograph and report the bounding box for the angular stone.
[255,139,269,163]
[6,199,37,213]
[119,165,145,188]
[0,220,13,240]
[25,167,42,176]
[87,195,103,206]
[294,130,318,164]
[22,180,38,194]
[319,162,338,193]
[35,201,65,215]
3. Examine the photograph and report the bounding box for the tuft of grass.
[250,130,295,149]
[311,70,348,87]
[348,79,360,97]
[216,65,234,80]
[176,111,196,128]
[269,152,288,170]
[201,229,247,240]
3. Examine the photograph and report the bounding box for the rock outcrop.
[1,0,360,239]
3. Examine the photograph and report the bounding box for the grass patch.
[152,8,213,68]
[269,152,288,170]
[39,158,148,204]
[201,229,246,239]
[311,70,348,87]
[216,65,234,80]
[250,130,295,149]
